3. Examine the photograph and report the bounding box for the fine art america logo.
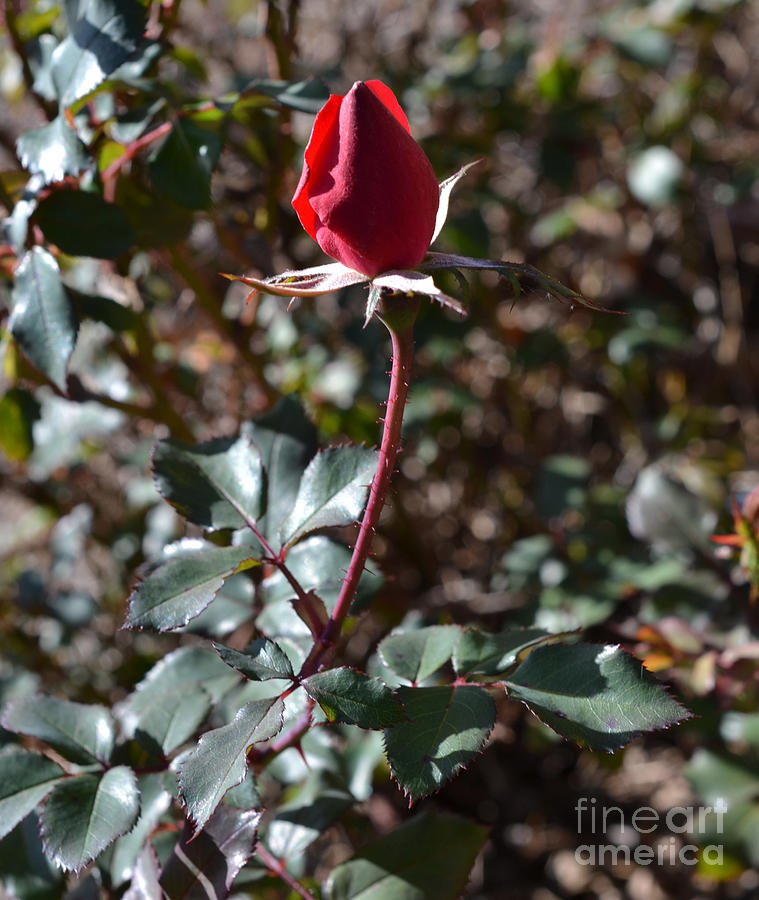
[575,796,726,867]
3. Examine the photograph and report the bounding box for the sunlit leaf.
[0,748,66,841]
[10,247,78,392]
[152,431,265,530]
[302,668,404,729]
[279,445,377,548]
[178,698,283,834]
[246,396,318,542]
[125,545,259,632]
[265,773,354,858]
[104,773,171,888]
[379,626,462,684]
[505,643,692,751]
[40,767,140,873]
[116,646,241,748]
[384,685,494,801]
[16,116,89,184]
[51,0,147,106]
[453,627,553,676]
[214,638,295,682]
[2,695,114,765]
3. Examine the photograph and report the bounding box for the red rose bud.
[292,80,440,278]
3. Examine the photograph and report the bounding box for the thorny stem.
[255,843,318,900]
[298,295,420,679]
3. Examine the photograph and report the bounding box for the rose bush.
[291,80,440,277]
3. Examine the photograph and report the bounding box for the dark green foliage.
[125,544,259,631]
[159,806,261,900]
[149,120,222,209]
[325,811,489,899]
[34,190,136,259]
[384,686,495,800]
[302,668,404,728]
[504,643,692,751]
[214,638,295,682]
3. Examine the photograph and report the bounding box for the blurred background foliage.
[1,0,759,897]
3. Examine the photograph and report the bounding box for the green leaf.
[115,176,194,248]
[279,445,377,548]
[0,748,66,841]
[452,627,552,676]
[177,570,255,638]
[0,388,41,462]
[125,545,259,632]
[51,0,147,107]
[379,626,462,684]
[10,247,79,392]
[125,845,162,900]
[324,811,488,900]
[384,686,494,802]
[504,643,692,751]
[152,430,265,530]
[104,773,171,888]
[73,290,141,332]
[149,120,222,209]
[247,396,317,542]
[159,806,260,899]
[2,695,114,764]
[245,77,330,113]
[40,766,140,873]
[265,773,354,858]
[34,189,136,259]
[214,638,295,682]
[178,698,283,834]
[116,646,241,748]
[0,813,64,900]
[133,684,212,756]
[16,116,90,183]
[302,668,404,729]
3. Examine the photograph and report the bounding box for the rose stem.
[255,843,318,900]
[299,294,420,678]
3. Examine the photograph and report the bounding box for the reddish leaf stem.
[299,297,419,678]
[255,843,318,900]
